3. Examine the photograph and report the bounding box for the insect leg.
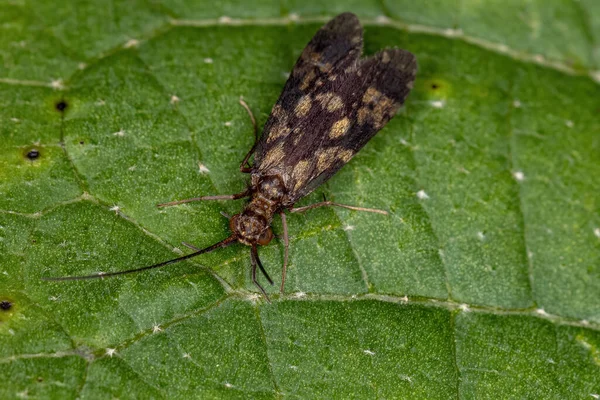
[250,245,271,302]
[238,98,258,173]
[290,201,388,215]
[157,189,250,208]
[239,152,255,173]
[181,242,201,251]
[279,211,290,293]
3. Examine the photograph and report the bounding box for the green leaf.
[1,1,599,398]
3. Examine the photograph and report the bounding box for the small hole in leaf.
[55,100,68,112]
[79,141,85,145]
[37,377,44,383]
[26,149,40,160]
[0,301,12,311]
[431,84,439,90]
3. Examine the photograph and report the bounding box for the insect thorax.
[230,174,286,246]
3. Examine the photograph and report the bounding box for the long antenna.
[42,235,238,281]
[253,247,274,285]
[250,245,271,302]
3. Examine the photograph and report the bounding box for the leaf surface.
[1,1,599,398]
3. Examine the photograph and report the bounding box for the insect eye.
[257,228,273,246]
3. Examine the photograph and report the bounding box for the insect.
[44,13,417,301]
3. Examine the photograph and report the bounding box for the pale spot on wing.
[327,95,344,112]
[263,142,286,167]
[316,146,355,174]
[359,87,395,129]
[267,104,290,143]
[316,151,331,173]
[318,62,332,73]
[316,93,332,107]
[338,148,353,162]
[308,49,322,63]
[329,117,350,138]
[292,160,311,191]
[316,92,344,112]
[357,107,369,125]
[381,52,391,63]
[320,146,340,162]
[294,95,312,117]
[272,104,285,118]
[300,69,316,91]
[268,124,290,143]
[363,87,382,103]
[301,48,333,73]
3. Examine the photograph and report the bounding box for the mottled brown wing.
[288,49,417,201]
[253,13,417,205]
[253,12,363,166]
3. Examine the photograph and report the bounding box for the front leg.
[157,189,249,208]
[238,98,258,173]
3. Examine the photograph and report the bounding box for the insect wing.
[293,48,417,200]
[254,13,417,203]
[254,12,363,169]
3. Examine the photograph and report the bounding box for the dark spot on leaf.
[0,301,12,311]
[79,141,85,145]
[431,84,439,89]
[55,100,68,112]
[26,149,40,160]
[37,377,44,383]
